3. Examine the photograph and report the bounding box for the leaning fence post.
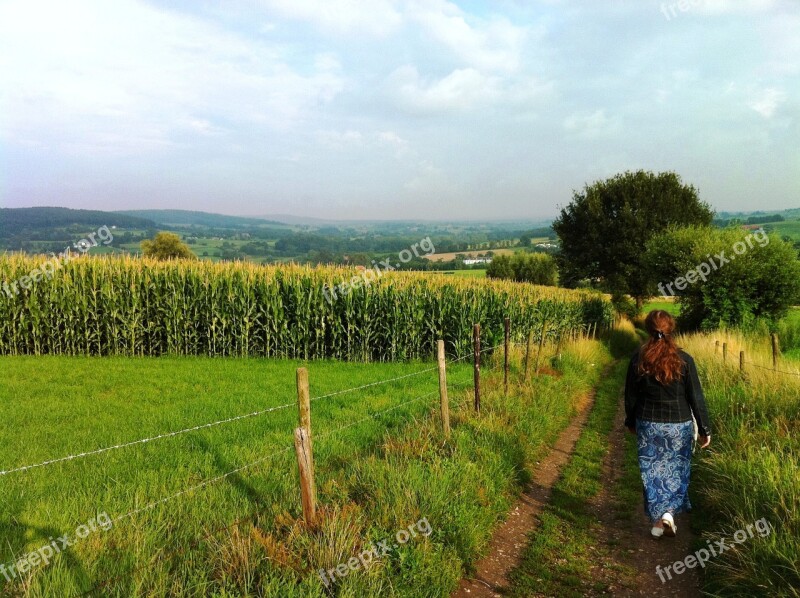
[437,340,450,439]
[504,317,510,396]
[524,329,534,382]
[473,324,481,413]
[740,350,745,372]
[293,427,317,527]
[296,367,316,504]
[771,333,780,370]
[723,342,728,362]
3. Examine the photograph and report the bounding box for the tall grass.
[0,254,612,360]
[679,332,800,596]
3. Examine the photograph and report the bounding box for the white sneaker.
[651,526,664,538]
[661,513,677,537]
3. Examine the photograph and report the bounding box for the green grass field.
[0,341,610,596]
[641,299,679,317]
[766,219,800,241]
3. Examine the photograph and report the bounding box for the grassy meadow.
[0,339,611,596]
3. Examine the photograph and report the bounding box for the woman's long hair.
[637,310,684,385]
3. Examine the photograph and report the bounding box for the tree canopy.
[141,232,196,261]
[552,170,713,305]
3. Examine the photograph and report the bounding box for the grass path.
[451,363,614,597]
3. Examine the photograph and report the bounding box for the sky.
[0,0,798,221]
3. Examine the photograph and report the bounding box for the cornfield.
[0,254,613,360]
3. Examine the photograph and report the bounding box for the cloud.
[563,109,619,139]
[748,88,787,118]
[407,0,527,73]
[387,65,500,114]
[257,0,402,36]
[316,129,410,158]
[0,0,344,155]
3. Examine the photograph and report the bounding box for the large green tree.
[141,232,196,260]
[552,170,713,306]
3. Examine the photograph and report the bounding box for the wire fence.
[710,339,800,379]
[1,326,571,596]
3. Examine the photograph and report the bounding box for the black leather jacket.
[624,350,711,437]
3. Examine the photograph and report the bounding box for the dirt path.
[451,384,599,597]
[586,396,702,597]
[451,375,703,598]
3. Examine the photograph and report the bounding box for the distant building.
[463,257,492,265]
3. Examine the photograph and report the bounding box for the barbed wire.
[0,402,296,477]
[744,360,800,377]
[1,362,454,477]
[73,386,441,597]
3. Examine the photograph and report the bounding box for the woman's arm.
[685,355,711,438]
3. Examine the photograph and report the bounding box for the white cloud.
[748,88,787,118]
[387,65,500,114]
[0,0,344,154]
[316,129,410,158]
[563,109,619,139]
[407,0,526,72]
[257,0,402,36]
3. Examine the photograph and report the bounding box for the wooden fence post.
[740,350,745,372]
[296,367,316,504]
[524,329,533,382]
[772,333,780,370]
[293,427,317,527]
[504,317,510,396]
[473,324,481,413]
[555,328,563,361]
[715,340,720,354]
[535,319,548,374]
[437,340,450,439]
[723,342,728,362]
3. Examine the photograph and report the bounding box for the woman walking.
[624,310,711,538]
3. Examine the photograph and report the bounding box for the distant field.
[766,219,800,241]
[424,248,517,262]
[641,298,679,316]
[435,270,487,278]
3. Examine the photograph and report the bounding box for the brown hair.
[637,310,684,385]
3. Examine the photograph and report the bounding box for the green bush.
[645,226,800,330]
[486,252,558,286]
[611,293,638,320]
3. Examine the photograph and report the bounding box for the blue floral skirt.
[635,419,694,523]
